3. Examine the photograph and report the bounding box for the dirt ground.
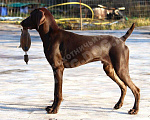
[0,23,150,120]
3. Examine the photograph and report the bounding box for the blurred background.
[0,0,150,30]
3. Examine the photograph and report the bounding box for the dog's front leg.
[46,65,64,114]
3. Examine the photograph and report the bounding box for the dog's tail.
[120,23,135,42]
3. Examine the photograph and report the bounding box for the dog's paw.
[114,103,123,109]
[45,106,58,114]
[128,109,138,115]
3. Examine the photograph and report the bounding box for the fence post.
[80,0,82,30]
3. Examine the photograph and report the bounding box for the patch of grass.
[85,17,150,30]
[129,17,150,27]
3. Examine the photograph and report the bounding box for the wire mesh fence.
[0,0,150,30]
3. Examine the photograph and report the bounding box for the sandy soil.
[0,23,150,120]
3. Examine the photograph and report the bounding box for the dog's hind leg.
[115,66,140,114]
[110,46,140,114]
[103,63,127,109]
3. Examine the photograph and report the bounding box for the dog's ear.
[35,10,46,30]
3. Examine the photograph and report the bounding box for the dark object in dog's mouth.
[20,28,31,64]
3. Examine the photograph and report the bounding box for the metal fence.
[0,0,150,29]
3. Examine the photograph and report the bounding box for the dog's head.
[21,8,46,30]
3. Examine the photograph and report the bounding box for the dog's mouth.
[20,21,34,30]
[22,26,33,30]
[27,27,32,30]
